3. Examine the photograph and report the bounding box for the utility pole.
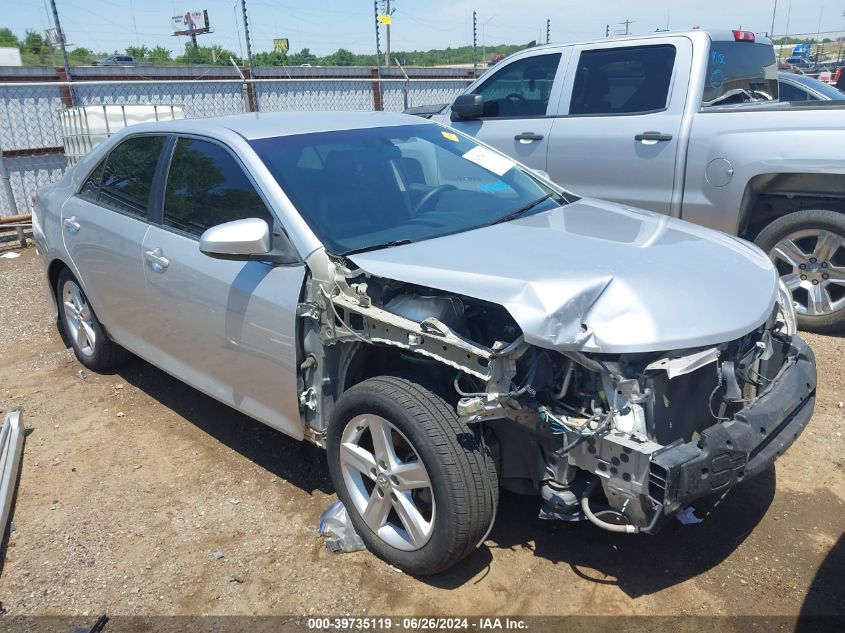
[546,18,550,44]
[619,19,634,36]
[770,0,779,38]
[472,11,478,77]
[374,0,382,73]
[605,24,610,38]
[384,0,392,67]
[241,0,257,110]
[48,0,71,81]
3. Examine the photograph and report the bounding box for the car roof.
[125,111,436,140]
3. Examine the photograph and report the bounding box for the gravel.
[0,246,843,617]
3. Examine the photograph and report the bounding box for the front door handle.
[635,131,673,143]
[514,132,544,143]
[144,247,170,272]
[63,216,80,233]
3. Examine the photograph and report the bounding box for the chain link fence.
[0,68,472,216]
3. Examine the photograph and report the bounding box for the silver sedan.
[33,112,816,574]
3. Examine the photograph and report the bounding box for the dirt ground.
[0,244,843,619]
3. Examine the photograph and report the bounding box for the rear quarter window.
[703,41,779,106]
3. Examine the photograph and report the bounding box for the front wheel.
[326,376,498,575]
[755,209,845,333]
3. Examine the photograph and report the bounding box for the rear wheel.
[57,268,131,371]
[755,209,845,333]
[326,376,497,575]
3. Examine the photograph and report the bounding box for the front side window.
[250,124,570,255]
[702,41,778,106]
[570,45,676,115]
[473,54,561,118]
[163,138,274,237]
[98,135,165,218]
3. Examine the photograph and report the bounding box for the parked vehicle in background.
[91,55,135,66]
[835,67,845,92]
[779,71,845,101]
[418,29,845,332]
[31,112,815,574]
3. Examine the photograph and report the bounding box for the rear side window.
[702,42,778,106]
[473,53,561,118]
[98,135,165,218]
[570,45,676,115]
[163,138,274,238]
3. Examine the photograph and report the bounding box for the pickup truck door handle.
[635,131,673,143]
[63,216,80,233]
[144,247,170,272]
[514,132,544,143]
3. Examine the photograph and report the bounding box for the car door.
[444,50,570,171]
[61,134,167,352]
[546,37,693,216]
[141,136,305,439]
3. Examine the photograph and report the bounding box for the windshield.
[250,124,568,254]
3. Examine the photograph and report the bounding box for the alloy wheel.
[770,228,845,317]
[339,414,435,551]
[61,280,97,358]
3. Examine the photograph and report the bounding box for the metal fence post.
[0,148,25,248]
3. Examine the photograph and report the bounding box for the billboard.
[171,10,210,36]
[273,38,289,54]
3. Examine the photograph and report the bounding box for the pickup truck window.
[569,45,676,116]
[702,42,778,106]
[473,53,561,118]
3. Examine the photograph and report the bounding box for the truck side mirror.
[451,94,484,120]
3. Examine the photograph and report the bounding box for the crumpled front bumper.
[646,335,816,524]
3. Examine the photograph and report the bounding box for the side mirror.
[199,217,272,260]
[451,94,484,120]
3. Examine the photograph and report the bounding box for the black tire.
[754,209,845,333]
[326,376,498,575]
[56,267,131,371]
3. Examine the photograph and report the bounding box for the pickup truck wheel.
[755,209,845,333]
[57,268,131,371]
[326,376,497,575]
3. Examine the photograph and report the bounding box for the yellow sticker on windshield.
[441,130,459,142]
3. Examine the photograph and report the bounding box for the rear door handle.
[63,216,80,233]
[144,247,170,272]
[635,131,673,142]
[514,132,544,143]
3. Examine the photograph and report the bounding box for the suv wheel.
[755,209,845,333]
[326,376,497,575]
[57,268,131,371]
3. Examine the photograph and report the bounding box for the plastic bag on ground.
[319,500,365,553]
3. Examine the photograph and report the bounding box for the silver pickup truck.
[416,29,845,332]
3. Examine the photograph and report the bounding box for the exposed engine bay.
[297,258,816,534]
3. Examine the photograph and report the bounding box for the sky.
[7,0,844,58]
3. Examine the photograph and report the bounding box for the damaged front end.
[300,258,816,535]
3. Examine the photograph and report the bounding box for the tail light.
[733,30,756,42]
[836,68,843,83]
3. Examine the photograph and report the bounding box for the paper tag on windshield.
[462,145,515,177]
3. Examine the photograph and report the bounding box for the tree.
[323,47,355,66]
[175,42,237,66]
[22,30,45,56]
[289,48,318,66]
[0,27,19,48]
[126,45,149,60]
[147,46,172,64]
[68,47,93,64]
